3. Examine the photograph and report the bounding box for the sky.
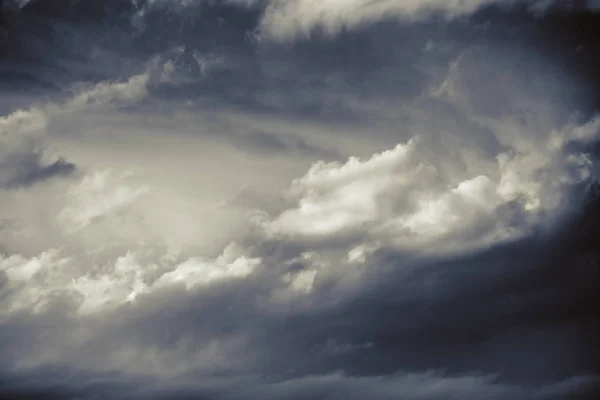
[1,0,600,399]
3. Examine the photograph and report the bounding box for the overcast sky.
[1,1,600,399]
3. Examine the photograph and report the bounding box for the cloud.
[65,73,150,110]
[1,203,598,396]
[0,106,73,190]
[126,372,599,400]
[0,69,155,193]
[0,239,261,315]
[153,243,261,290]
[264,115,599,255]
[0,367,587,400]
[257,0,561,40]
[0,154,76,188]
[1,3,599,399]
[235,130,341,159]
[58,170,149,230]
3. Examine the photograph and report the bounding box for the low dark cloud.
[0,197,598,398]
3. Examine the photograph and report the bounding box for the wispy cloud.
[257,0,566,40]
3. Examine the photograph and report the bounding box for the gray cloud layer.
[1,1,599,399]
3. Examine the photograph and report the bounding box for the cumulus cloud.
[154,243,260,290]
[0,239,260,315]
[265,115,599,255]
[0,64,192,314]
[0,168,262,316]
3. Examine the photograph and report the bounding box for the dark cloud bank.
[1,1,600,399]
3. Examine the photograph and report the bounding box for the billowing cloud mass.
[1,0,599,399]
[267,116,599,252]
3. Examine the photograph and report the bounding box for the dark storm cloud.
[251,212,599,385]
[0,366,142,400]
[1,1,600,400]
[2,369,597,400]
[2,0,598,119]
[0,192,599,397]
[0,210,598,399]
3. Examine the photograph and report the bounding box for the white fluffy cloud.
[0,242,260,315]
[266,116,599,254]
[0,164,262,315]
[0,64,234,315]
